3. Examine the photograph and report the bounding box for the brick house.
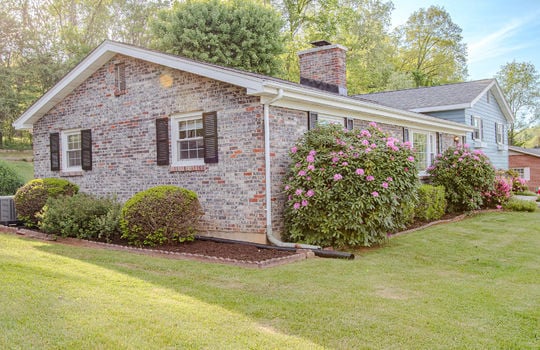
[508,146,540,192]
[14,40,472,244]
[357,79,514,170]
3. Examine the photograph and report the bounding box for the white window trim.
[61,129,82,172]
[472,116,483,141]
[171,112,205,167]
[410,130,435,175]
[511,167,530,181]
[318,114,345,126]
[496,123,504,145]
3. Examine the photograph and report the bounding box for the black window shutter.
[436,132,443,154]
[50,133,60,171]
[156,118,170,166]
[81,129,92,170]
[308,112,318,130]
[203,111,218,164]
[345,118,354,130]
[403,128,409,142]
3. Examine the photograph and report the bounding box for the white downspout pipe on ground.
[263,89,321,250]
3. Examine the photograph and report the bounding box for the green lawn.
[0,150,34,183]
[1,211,538,349]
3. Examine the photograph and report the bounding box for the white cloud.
[468,13,539,64]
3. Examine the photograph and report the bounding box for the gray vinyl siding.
[465,91,509,170]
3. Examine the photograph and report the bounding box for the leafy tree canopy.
[393,5,467,87]
[151,0,285,75]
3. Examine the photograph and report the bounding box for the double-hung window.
[62,130,82,171]
[472,116,483,141]
[406,130,435,174]
[171,113,205,166]
[496,123,504,144]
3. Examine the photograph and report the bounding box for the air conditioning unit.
[0,196,18,226]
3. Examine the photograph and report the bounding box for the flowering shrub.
[282,123,419,248]
[427,145,495,212]
[503,169,529,193]
[483,176,511,209]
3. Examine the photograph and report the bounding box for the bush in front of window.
[14,178,79,227]
[0,161,24,195]
[427,145,495,213]
[120,185,204,247]
[38,193,122,242]
[482,176,511,209]
[415,185,447,221]
[504,169,529,193]
[282,123,419,248]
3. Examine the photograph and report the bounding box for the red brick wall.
[298,44,347,94]
[509,154,540,191]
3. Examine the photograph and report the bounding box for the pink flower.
[293,202,301,209]
[341,162,348,166]
[309,150,317,156]
[369,121,377,127]
[496,205,502,209]
[301,199,308,207]
[366,175,375,182]
[362,139,370,146]
[306,189,315,197]
[360,130,371,138]
[306,154,315,163]
[334,174,343,181]
[408,156,415,162]
[307,164,315,171]
[365,148,372,153]
[295,189,303,196]
[298,170,306,176]
[332,157,339,163]
[386,177,393,182]
[382,182,388,189]
[356,168,365,175]
[291,146,298,153]
[285,185,290,191]
[371,191,379,197]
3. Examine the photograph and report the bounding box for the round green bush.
[283,123,419,248]
[0,161,24,195]
[427,145,495,212]
[13,178,79,227]
[39,193,122,242]
[120,186,204,246]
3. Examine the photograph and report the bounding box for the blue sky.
[390,0,540,81]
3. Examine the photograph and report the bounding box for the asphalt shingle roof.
[354,79,495,111]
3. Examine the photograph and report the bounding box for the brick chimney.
[298,40,348,95]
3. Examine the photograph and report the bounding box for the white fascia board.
[410,104,471,113]
[491,83,515,123]
[13,46,116,130]
[260,83,473,135]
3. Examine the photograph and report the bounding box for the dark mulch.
[156,240,298,261]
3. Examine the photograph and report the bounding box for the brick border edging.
[0,226,314,268]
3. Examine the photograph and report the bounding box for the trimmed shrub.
[503,198,537,212]
[0,161,24,195]
[427,145,495,213]
[415,185,446,221]
[483,176,511,209]
[13,178,79,227]
[38,193,122,242]
[120,186,203,246]
[282,123,419,248]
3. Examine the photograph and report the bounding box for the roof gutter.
[263,89,321,250]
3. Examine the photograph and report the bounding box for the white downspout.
[264,89,321,250]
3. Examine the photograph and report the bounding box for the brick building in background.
[509,146,540,192]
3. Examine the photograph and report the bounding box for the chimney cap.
[310,40,332,47]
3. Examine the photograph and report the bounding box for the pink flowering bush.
[483,176,511,209]
[427,145,495,212]
[282,123,418,248]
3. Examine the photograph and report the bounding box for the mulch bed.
[0,226,311,268]
[1,210,486,267]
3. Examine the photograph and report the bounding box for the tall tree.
[495,61,540,145]
[151,0,284,76]
[393,5,467,87]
